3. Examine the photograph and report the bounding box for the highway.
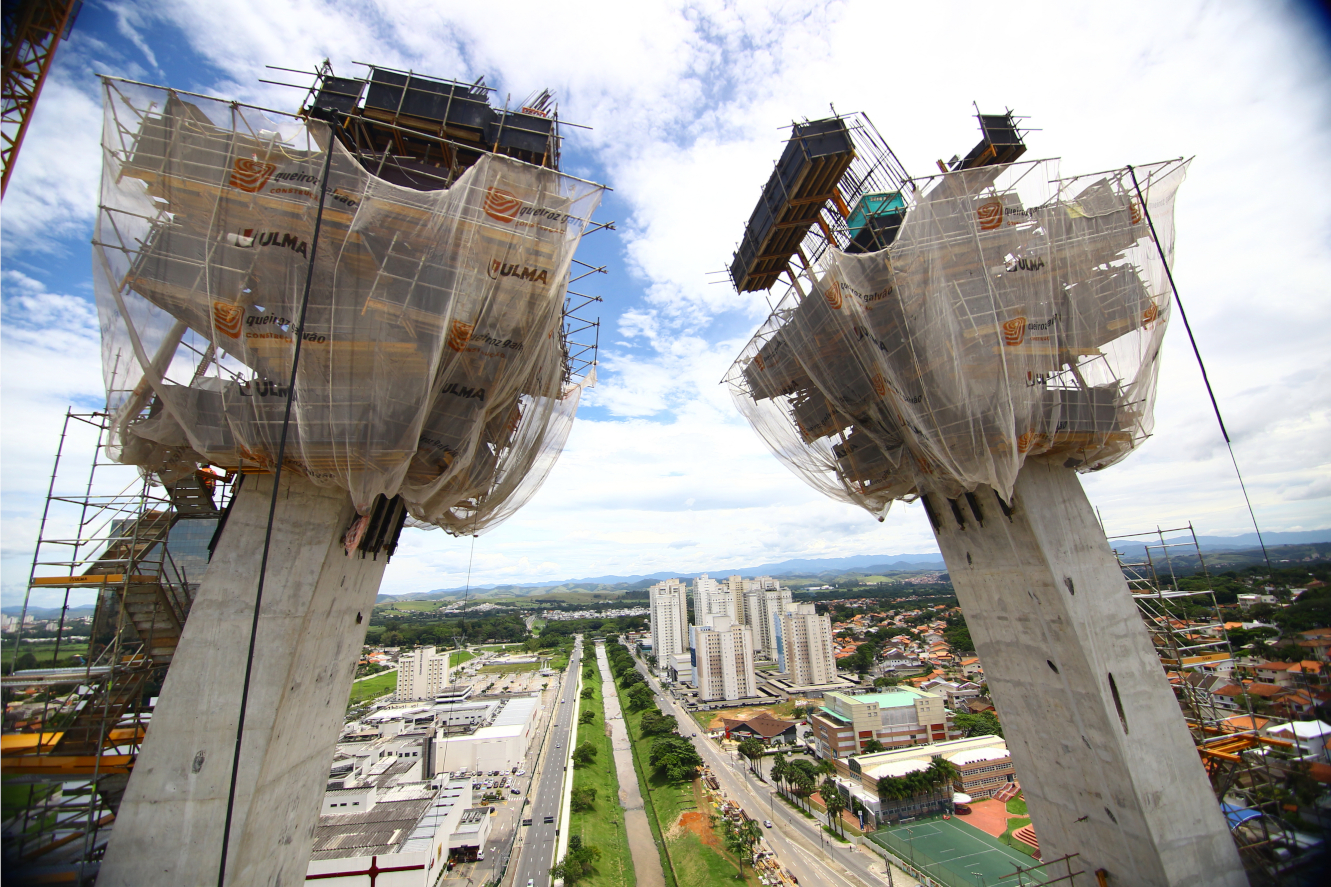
[628,643,911,887]
[509,636,583,887]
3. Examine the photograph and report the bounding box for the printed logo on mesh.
[484,187,522,223]
[871,373,887,397]
[212,301,244,338]
[753,354,766,371]
[1001,316,1027,346]
[1129,199,1143,225]
[229,158,276,193]
[1141,301,1159,327]
[824,281,843,310]
[977,199,1004,231]
[447,320,475,352]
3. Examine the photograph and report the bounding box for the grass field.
[8,641,89,668]
[567,654,634,887]
[530,617,548,633]
[869,816,1046,887]
[1005,797,1028,816]
[451,650,476,666]
[347,670,397,707]
[613,661,760,887]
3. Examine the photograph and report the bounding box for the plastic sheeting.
[726,157,1188,518]
[93,79,604,534]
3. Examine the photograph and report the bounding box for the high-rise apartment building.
[747,586,791,662]
[692,574,734,620]
[649,579,689,670]
[780,603,837,686]
[396,646,452,701]
[690,615,756,702]
[725,575,747,624]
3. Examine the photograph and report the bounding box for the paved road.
[628,643,913,887]
[594,641,664,887]
[510,638,582,887]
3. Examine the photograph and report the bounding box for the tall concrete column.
[926,458,1245,887]
[100,473,388,887]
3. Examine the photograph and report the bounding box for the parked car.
[954,803,972,815]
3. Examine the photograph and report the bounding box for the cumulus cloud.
[2,0,1329,602]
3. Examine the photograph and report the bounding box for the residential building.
[725,574,747,624]
[809,688,958,759]
[649,579,689,671]
[1266,720,1331,762]
[396,647,451,701]
[693,574,734,620]
[780,603,836,686]
[690,615,757,702]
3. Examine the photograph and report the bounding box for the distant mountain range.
[0,605,97,619]
[376,528,1331,603]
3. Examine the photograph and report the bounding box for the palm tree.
[791,771,815,812]
[820,777,846,837]
[771,753,788,797]
[738,737,765,776]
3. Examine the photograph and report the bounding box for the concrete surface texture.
[594,641,664,887]
[929,458,1246,887]
[99,473,387,887]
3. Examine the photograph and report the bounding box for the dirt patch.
[696,699,814,731]
[675,810,724,853]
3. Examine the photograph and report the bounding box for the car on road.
[544,815,554,823]
[691,733,697,737]
[764,820,772,828]
[528,880,534,887]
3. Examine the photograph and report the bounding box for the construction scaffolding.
[724,111,1188,519]
[1,409,233,883]
[94,74,605,536]
[1113,525,1314,885]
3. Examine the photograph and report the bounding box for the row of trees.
[551,835,602,886]
[604,642,704,784]
[769,753,850,836]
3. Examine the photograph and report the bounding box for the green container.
[847,192,905,239]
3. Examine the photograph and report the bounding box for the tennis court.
[868,816,1048,887]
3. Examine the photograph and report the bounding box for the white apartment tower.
[725,575,747,624]
[649,579,689,670]
[780,603,837,686]
[746,585,791,659]
[690,616,756,702]
[396,646,452,701]
[692,574,734,620]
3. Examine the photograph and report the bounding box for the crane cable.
[216,127,336,887]
[1127,165,1274,578]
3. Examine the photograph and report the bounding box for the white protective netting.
[93,79,604,534]
[726,157,1189,518]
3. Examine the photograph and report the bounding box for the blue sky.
[4,0,1331,607]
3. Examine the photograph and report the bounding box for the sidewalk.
[596,642,664,887]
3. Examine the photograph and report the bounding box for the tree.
[790,771,815,812]
[770,752,788,794]
[571,785,597,812]
[551,837,601,885]
[649,736,703,783]
[861,738,885,754]
[820,777,846,836]
[737,737,766,775]
[639,710,678,737]
[872,675,897,689]
[627,683,654,712]
[721,816,764,876]
[581,686,595,699]
[579,709,596,725]
[954,711,1003,738]
[572,741,598,767]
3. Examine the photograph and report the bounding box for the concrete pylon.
[927,458,1246,887]
[99,473,388,887]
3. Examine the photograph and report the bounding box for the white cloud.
[2,0,1329,603]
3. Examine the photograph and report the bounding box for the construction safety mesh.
[726,158,1189,518]
[93,79,604,534]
